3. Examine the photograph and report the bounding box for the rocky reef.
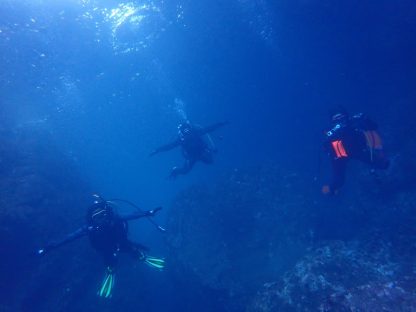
[166,158,416,311]
[2,104,416,311]
[0,128,94,312]
[249,241,416,311]
[166,167,319,309]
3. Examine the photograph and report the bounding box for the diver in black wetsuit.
[37,198,165,298]
[150,121,228,178]
[322,108,390,195]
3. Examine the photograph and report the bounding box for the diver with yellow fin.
[37,195,165,298]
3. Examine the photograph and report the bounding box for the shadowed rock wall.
[0,128,95,312]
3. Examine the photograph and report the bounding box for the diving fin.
[144,256,165,270]
[98,267,115,298]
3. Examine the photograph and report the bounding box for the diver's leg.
[101,250,118,268]
[358,149,390,170]
[324,158,347,195]
[200,150,214,164]
[372,150,390,170]
[121,240,149,260]
[170,159,196,177]
[123,240,165,270]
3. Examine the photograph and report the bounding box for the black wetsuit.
[41,205,149,268]
[324,114,389,193]
[152,122,226,177]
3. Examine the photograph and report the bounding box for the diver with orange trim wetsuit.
[322,108,390,195]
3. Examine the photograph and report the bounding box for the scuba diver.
[150,120,228,178]
[37,196,165,298]
[322,108,390,195]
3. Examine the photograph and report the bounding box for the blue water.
[1,0,416,311]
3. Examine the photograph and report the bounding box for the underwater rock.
[324,279,416,311]
[248,240,415,312]
[166,167,318,309]
[0,129,93,312]
[166,149,416,311]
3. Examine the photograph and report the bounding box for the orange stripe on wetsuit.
[331,140,348,159]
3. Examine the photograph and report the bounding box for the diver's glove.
[168,166,179,180]
[37,245,51,256]
[146,207,162,217]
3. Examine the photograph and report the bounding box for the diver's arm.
[37,226,88,255]
[149,140,180,156]
[199,121,229,135]
[121,207,162,221]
